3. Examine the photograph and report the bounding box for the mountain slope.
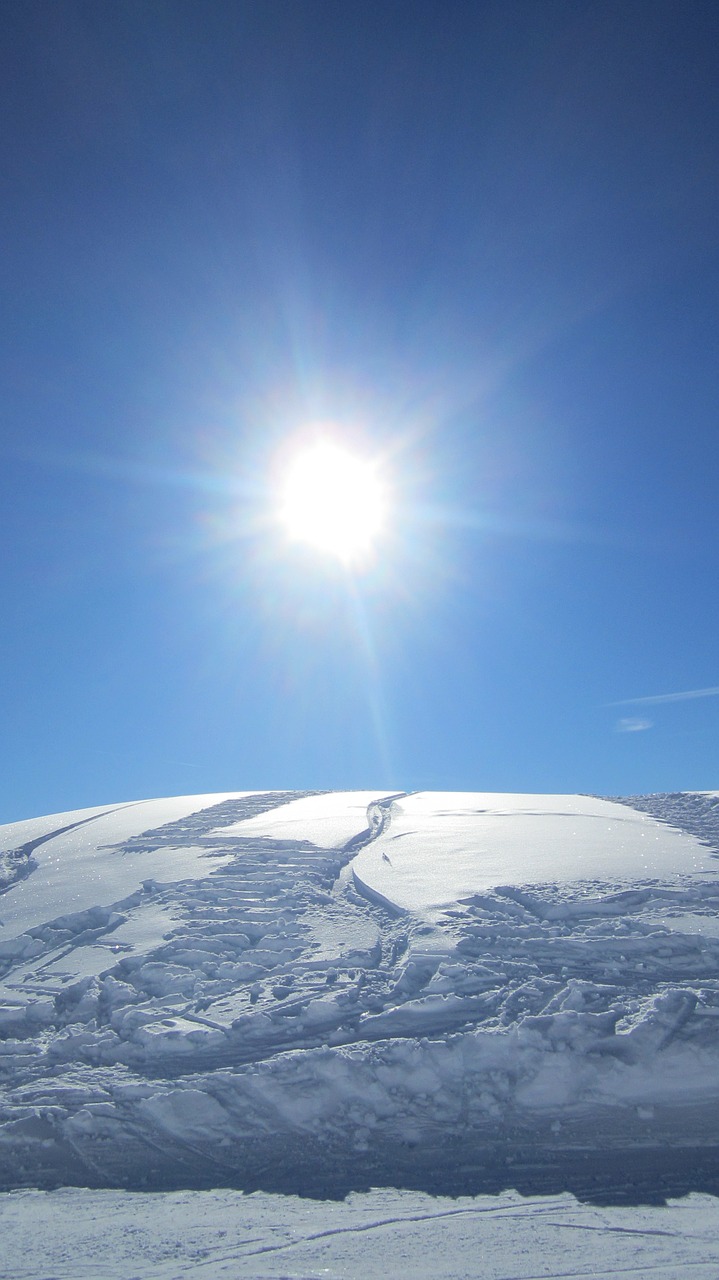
[1,789,719,1200]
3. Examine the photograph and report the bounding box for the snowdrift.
[1,788,719,1202]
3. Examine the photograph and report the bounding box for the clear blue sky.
[2,0,718,823]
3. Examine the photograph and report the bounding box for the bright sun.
[277,439,386,566]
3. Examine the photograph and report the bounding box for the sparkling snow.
[352,792,718,915]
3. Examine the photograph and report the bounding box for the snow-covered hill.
[2,787,719,1209]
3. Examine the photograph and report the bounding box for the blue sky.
[2,0,719,823]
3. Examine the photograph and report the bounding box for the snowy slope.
[352,792,719,909]
[1,788,719,1207]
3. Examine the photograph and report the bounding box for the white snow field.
[4,1184,719,1279]
[2,787,719,1277]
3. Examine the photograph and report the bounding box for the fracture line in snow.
[235,1201,587,1260]
[11,802,146,862]
[0,803,145,901]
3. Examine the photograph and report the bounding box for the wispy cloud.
[609,686,719,708]
[616,717,653,733]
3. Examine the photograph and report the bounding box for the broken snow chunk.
[131,1018,226,1053]
[100,975,141,1010]
[230,1010,274,1036]
[138,1088,230,1140]
[0,935,45,964]
[133,962,197,998]
[617,988,699,1052]
[295,997,343,1030]
[272,983,293,999]
[55,977,100,1021]
[0,999,55,1037]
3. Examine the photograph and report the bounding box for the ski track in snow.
[2,1185,719,1279]
[0,790,719,1203]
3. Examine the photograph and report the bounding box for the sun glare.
[277,439,386,566]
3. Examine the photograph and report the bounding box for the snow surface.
[352,792,718,914]
[3,1185,719,1279]
[210,788,396,849]
[2,787,719,1274]
[0,793,250,942]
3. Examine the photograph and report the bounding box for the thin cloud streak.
[609,686,719,708]
[616,717,653,733]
